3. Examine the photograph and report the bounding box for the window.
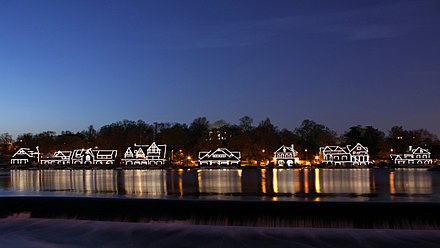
[148,146,160,154]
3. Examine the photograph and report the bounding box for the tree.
[56,131,87,151]
[387,126,439,155]
[83,125,97,146]
[0,133,13,155]
[188,117,210,157]
[239,116,253,132]
[35,131,57,153]
[156,123,189,161]
[294,119,338,158]
[344,125,385,158]
[15,133,34,147]
[252,118,280,165]
[279,128,299,147]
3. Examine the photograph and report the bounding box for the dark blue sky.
[1,0,439,137]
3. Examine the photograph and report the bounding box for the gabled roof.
[94,150,117,156]
[72,148,94,158]
[147,142,161,153]
[124,143,167,159]
[133,143,166,151]
[390,154,403,160]
[274,145,296,154]
[135,147,145,156]
[321,146,337,152]
[350,143,368,152]
[12,148,34,158]
[199,148,241,160]
[320,146,349,154]
[42,151,71,160]
[54,151,72,158]
[412,147,430,155]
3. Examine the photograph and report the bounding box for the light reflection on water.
[318,169,371,194]
[122,170,167,196]
[390,168,432,195]
[198,169,242,194]
[3,168,440,202]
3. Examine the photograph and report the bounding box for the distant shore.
[0,163,438,170]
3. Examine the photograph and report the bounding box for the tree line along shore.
[1,117,439,166]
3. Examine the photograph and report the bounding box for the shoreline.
[1,164,438,170]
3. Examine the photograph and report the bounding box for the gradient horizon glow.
[1,0,439,138]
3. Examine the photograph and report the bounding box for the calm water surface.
[1,168,439,202]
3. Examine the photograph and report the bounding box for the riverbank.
[1,163,439,170]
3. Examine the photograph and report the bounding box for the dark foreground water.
[2,218,440,248]
[1,168,439,202]
[2,168,440,247]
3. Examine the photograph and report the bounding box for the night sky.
[1,0,439,138]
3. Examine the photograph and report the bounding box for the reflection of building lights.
[272,169,278,193]
[198,169,242,193]
[304,169,309,193]
[261,169,267,194]
[315,169,321,193]
[178,173,183,196]
[389,171,395,194]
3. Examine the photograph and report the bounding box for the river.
[1,168,439,202]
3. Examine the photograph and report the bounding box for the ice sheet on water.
[0,218,440,248]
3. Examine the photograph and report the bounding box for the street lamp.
[305,149,308,163]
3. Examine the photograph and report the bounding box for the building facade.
[199,148,241,166]
[390,146,433,165]
[319,143,370,166]
[41,151,72,165]
[71,148,117,165]
[274,145,299,167]
[10,147,40,165]
[122,142,167,166]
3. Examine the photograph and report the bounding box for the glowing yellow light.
[272,169,278,193]
[315,169,321,193]
[261,169,267,194]
[390,171,396,194]
[304,169,309,193]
